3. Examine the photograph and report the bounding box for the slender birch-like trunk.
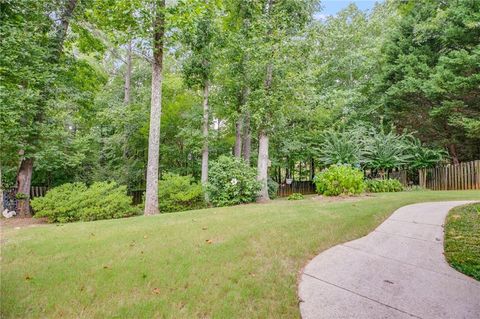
[201,80,210,186]
[242,111,251,164]
[234,118,242,158]
[144,0,165,216]
[257,130,270,202]
[124,40,132,105]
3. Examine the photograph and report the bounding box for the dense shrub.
[31,182,139,223]
[158,173,205,212]
[365,179,403,193]
[268,178,279,199]
[314,164,365,196]
[206,156,261,206]
[288,193,304,200]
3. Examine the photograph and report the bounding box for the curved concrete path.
[299,201,480,319]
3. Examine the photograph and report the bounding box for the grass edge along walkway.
[444,202,480,281]
[1,191,479,318]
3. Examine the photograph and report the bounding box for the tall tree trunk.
[124,40,132,105]
[201,80,209,186]
[257,129,270,202]
[233,117,242,158]
[241,111,251,164]
[16,158,33,217]
[256,0,275,201]
[447,143,459,165]
[144,0,165,216]
[55,0,78,55]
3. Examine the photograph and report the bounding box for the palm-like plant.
[363,129,411,176]
[406,137,447,169]
[316,128,365,166]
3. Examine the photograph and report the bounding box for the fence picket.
[418,160,479,191]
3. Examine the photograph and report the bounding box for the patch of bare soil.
[311,194,375,202]
[0,216,48,229]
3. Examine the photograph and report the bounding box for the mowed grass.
[1,191,479,318]
[444,202,480,280]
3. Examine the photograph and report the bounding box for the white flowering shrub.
[206,156,261,206]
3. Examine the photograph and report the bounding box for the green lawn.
[444,202,480,281]
[1,191,479,318]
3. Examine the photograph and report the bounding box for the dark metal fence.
[2,186,48,211]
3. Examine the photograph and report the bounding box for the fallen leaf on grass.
[152,288,161,294]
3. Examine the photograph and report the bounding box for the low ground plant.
[365,179,403,193]
[288,193,304,200]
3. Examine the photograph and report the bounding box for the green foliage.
[31,182,138,223]
[316,129,364,166]
[206,156,260,207]
[158,173,205,213]
[379,0,480,161]
[267,178,279,200]
[365,179,403,193]
[406,137,446,169]
[363,129,410,172]
[287,193,304,200]
[15,192,29,200]
[314,164,365,196]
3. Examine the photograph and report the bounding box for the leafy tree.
[377,0,480,163]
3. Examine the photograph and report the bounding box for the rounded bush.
[158,173,205,212]
[206,156,261,206]
[314,164,365,196]
[31,182,139,223]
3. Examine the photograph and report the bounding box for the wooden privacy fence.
[129,190,144,205]
[419,160,480,190]
[129,181,317,203]
[277,181,316,197]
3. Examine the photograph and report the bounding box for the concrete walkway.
[298,201,480,319]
